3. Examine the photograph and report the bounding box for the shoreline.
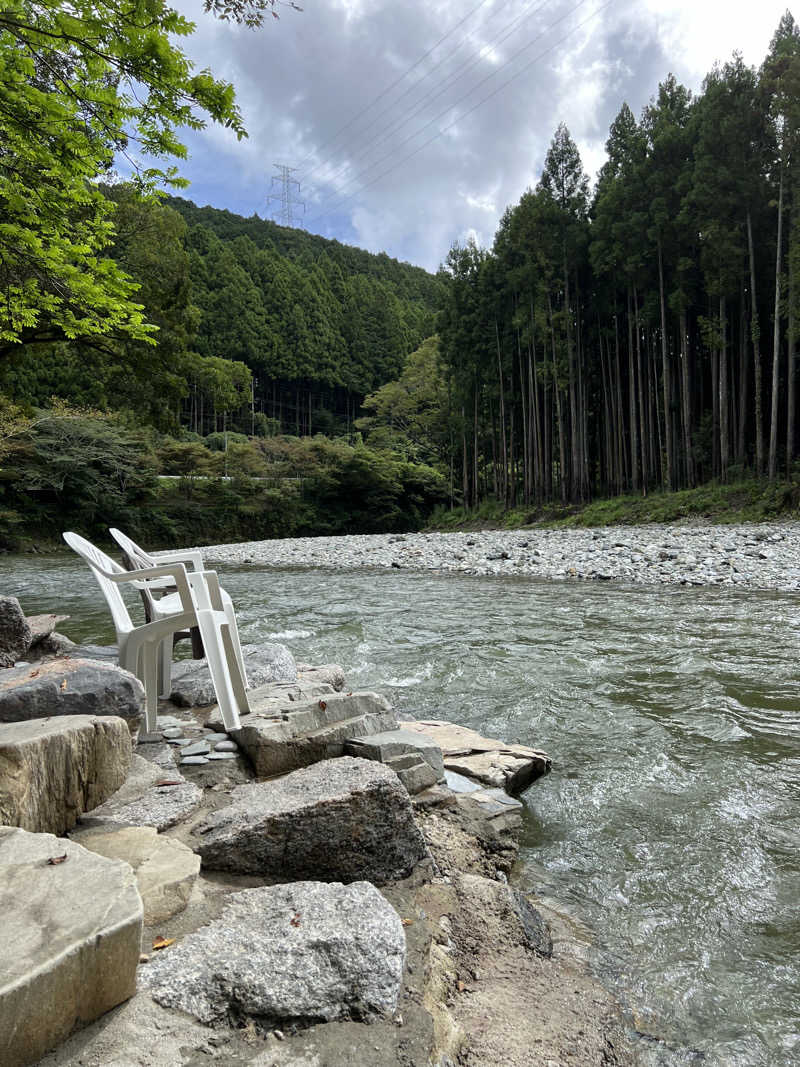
[200,520,800,592]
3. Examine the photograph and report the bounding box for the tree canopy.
[0,1,245,352]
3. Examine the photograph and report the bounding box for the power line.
[299,0,549,194]
[305,0,614,229]
[295,0,497,175]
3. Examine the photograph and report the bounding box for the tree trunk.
[788,205,797,478]
[627,284,639,491]
[769,169,785,481]
[680,309,694,488]
[658,240,673,489]
[719,294,729,483]
[747,208,764,476]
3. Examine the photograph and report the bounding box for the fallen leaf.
[59,679,67,691]
[139,954,150,964]
[457,980,466,992]
[46,853,68,865]
[318,700,327,711]
[290,912,302,927]
[152,936,175,950]
[401,918,414,927]
[156,779,182,787]
[29,669,40,678]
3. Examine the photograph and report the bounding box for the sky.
[166,0,795,272]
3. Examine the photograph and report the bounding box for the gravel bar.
[198,522,800,592]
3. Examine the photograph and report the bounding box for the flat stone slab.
[0,716,132,835]
[399,719,550,795]
[345,728,445,779]
[88,754,203,832]
[0,827,142,1067]
[233,691,397,777]
[0,658,144,735]
[141,880,405,1026]
[70,824,200,925]
[195,756,430,884]
[170,642,297,707]
[25,613,68,647]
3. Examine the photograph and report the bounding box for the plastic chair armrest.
[149,548,205,572]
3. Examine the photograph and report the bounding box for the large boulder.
[70,824,200,924]
[0,596,32,668]
[195,756,430,884]
[170,642,297,707]
[0,716,132,834]
[0,658,144,735]
[141,880,405,1026]
[0,827,142,1067]
[232,690,398,777]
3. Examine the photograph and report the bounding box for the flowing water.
[4,553,800,1066]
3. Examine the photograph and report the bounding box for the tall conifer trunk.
[658,240,673,489]
[769,169,785,480]
[747,209,764,476]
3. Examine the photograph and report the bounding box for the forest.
[2,2,799,546]
[423,15,800,510]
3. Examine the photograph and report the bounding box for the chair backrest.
[109,527,154,570]
[63,532,135,639]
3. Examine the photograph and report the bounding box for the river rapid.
[3,539,800,1066]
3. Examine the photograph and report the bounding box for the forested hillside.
[413,15,800,510]
[1,191,441,437]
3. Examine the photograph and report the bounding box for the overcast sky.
[169,0,795,271]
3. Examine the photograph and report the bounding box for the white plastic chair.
[108,527,249,701]
[63,532,250,733]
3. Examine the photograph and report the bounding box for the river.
[3,552,799,1066]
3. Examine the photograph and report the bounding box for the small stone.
[203,732,229,743]
[167,737,193,746]
[213,739,238,752]
[162,727,185,740]
[207,751,238,760]
[181,756,209,766]
[182,740,211,757]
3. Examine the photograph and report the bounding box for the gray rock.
[386,755,439,795]
[0,596,32,668]
[0,716,132,835]
[297,663,347,691]
[196,756,430,884]
[510,889,553,958]
[0,827,142,1067]
[70,824,200,925]
[212,739,237,751]
[170,642,297,707]
[0,658,144,735]
[232,691,398,778]
[203,731,229,743]
[141,880,405,1026]
[181,740,210,756]
[88,754,202,832]
[207,751,238,760]
[161,726,184,739]
[345,728,445,780]
[64,642,117,662]
[24,613,68,648]
[444,770,482,793]
[180,755,209,765]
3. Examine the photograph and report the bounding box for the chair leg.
[220,622,251,715]
[194,610,242,732]
[223,599,250,691]
[142,644,159,733]
[157,638,173,699]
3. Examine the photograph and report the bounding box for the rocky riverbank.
[198,520,800,591]
[0,599,633,1067]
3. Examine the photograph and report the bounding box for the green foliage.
[0,1,245,352]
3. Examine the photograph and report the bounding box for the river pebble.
[198,522,800,591]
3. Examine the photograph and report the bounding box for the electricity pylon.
[267,163,305,227]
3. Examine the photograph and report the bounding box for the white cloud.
[170,0,792,271]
